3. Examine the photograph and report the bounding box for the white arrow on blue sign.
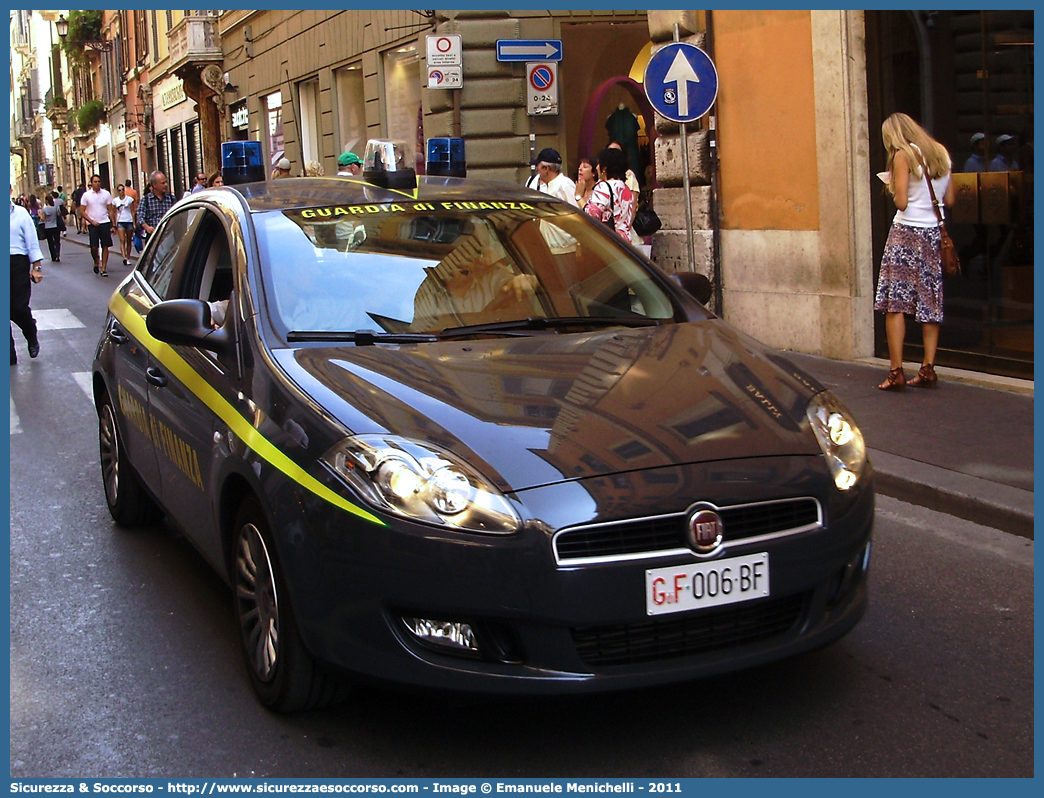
[496,39,562,62]
[643,42,718,124]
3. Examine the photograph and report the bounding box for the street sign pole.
[675,24,696,275]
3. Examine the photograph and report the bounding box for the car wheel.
[98,393,162,527]
[232,497,345,712]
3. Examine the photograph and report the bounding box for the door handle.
[110,326,129,344]
[145,367,168,387]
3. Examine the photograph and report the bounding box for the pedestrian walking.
[71,183,88,234]
[337,152,363,176]
[112,184,136,266]
[524,148,578,205]
[10,188,44,364]
[584,147,636,242]
[207,170,224,187]
[123,179,139,221]
[136,171,175,250]
[79,175,116,277]
[272,158,292,179]
[27,194,43,240]
[575,155,598,210]
[189,172,208,195]
[39,194,62,262]
[874,112,956,392]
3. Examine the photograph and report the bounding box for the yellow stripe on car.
[109,291,386,527]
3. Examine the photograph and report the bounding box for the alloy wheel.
[235,523,281,683]
[99,403,121,507]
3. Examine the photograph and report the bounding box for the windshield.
[253,199,681,339]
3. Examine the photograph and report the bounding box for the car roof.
[224,176,548,213]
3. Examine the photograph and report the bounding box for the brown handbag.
[922,162,961,278]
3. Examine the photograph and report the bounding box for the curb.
[857,357,1033,396]
[870,449,1034,540]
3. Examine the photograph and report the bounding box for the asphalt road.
[9,240,1034,778]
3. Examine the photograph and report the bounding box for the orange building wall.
[713,10,819,230]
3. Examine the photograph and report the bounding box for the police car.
[92,141,873,711]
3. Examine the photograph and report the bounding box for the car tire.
[98,393,162,527]
[232,497,346,712]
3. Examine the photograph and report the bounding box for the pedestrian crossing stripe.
[107,291,385,527]
[31,308,85,330]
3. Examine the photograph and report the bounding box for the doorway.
[560,20,653,186]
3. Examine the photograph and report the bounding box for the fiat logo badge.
[688,508,723,553]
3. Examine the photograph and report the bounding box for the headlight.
[806,392,867,491]
[321,434,521,534]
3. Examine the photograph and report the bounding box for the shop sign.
[232,104,249,130]
[161,79,187,111]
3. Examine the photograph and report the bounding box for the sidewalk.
[785,351,1034,539]
[62,233,1032,537]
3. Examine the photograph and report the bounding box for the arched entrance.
[577,76,659,188]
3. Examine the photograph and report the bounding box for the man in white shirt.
[10,187,44,363]
[525,148,578,206]
[79,174,117,276]
[523,148,579,281]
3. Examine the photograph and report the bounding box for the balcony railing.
[168,15,222,74]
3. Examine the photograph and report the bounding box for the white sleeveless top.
[894,145,951,227]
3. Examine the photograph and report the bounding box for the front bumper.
[272,456,874,694]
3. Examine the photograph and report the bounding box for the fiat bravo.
[92,166,873,712]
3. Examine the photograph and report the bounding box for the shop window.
[335,64,366,157]
[382,44,423,167]
[298,79,321,166]
[264,91,284,170]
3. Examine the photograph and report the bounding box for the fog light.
[403,617,479,653]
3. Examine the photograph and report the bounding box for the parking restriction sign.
[526,62,558,116]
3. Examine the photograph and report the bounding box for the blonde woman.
[874,113,956,392]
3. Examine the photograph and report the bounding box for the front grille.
[572,592,807,666]
[554,498,821,562]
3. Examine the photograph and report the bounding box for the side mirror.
[146,299,232,355]
[670,271,713,305]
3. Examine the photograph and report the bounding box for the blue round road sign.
[643,43,718,123]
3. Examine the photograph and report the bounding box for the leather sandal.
[908,363,938,389]
[877,367,906,392]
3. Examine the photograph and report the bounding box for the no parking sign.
[526,62,559,116]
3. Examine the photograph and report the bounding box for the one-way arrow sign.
[643,42,718,124]
[496,39,562,62]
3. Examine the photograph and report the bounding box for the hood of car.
[271,321,825,494]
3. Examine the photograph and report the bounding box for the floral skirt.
[874,222,943,323]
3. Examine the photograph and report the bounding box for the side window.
[177,211,234,303]
[139,208,200,300]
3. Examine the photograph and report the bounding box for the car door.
[108,206,202,501]
[144,205,243,570]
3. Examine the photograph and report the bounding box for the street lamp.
[55,14,113,52]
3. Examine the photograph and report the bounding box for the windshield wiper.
[286,330,438,345]
[437,316,662,340]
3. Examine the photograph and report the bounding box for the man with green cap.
[337,151,363,176]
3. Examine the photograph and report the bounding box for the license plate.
[646,553,769,615]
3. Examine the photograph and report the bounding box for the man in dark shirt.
[71,183,87,234]
[136,171,175,245]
